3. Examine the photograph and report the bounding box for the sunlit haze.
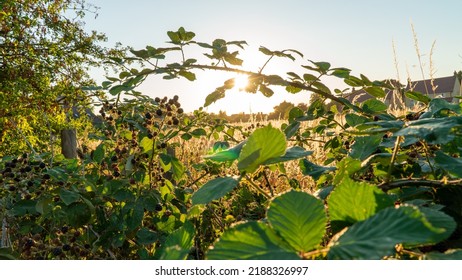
[84,0,462,114]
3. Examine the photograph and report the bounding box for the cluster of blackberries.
[0,154,49,200]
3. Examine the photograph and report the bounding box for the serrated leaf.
[364,86,386,98]
[405,91,431,105]
[237,125,287,173]
[300,159,336,180]
[204,88,226,107]
[435,151,462,178]
[345,114,370,127]
[207,221,300,260]
[284,121,300,139]
[424,249,462,260]
[259,84,274,97]
[349,135,382,161]
[136,228,158,245]
[192,177,239,205]
[59,188,80,206]
[327,206,445,259]
[327,178,394,232]
[160,222,195,260]
[286,84,302,93]
[263,146,313,165]
[179,70,196,81]
[361,99,387,113]
[140,136,153,153]
[204,140,246,162]
[267,191,327,252]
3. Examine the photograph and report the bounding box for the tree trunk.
[61,129,77,159]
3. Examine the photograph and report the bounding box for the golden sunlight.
[232,74,250,91]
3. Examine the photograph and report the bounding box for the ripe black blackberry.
[145,112,152,120]
[155,203,163,211]
[156,109,163,116]
[62,244,71,251]
[52,247,62,256]
[39,162,46,169]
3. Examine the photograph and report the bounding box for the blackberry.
[111,155,118,162]
[39,162,46,169]
[62,244,71,251]
[145,112,152,120]
[173,95,179,101]
[154,97,161,103]
[160,142,167,149]
[177,108,184,114]
[147,132,153,139]
[52,247,62,256]
[155,203,163,211]
[61,226,69,234]
[172,118,179,125]
[42,173,51,180]
[155,109,163,116]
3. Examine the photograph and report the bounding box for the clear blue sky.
[84,0,462,114]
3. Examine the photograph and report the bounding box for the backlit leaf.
[192,177,239,205]
[207,221,300,260]
[268,191,327,252]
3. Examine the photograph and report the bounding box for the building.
[345,73,462,108]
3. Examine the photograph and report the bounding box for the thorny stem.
[263,169,274,197]
[386,136,402,183]
[378,178,462,192]
[421,141,436,176]
[300,248,330,259]
[244,175,271,200]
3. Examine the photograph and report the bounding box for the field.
[2,10,462,260]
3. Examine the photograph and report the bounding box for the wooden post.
[61,128,77,159]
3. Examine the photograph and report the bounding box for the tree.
[268,101,294,120]
[0,0,120,156]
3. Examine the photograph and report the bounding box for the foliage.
[0,0,121,156]
[2,24,462,260]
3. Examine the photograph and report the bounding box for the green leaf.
[192,177,239,205]
[364,86,386,98]
[190,128,207,137]
[161,222,195,260]
[405,91,431,105]
[361,99,387,113]
[238,125,287,173]
[415,207,456,246]
[263,146,313,165]
[59,188,80,206]
[435,151,462,178]
[267,191,327,252]
[65,202,92,227]
[140,136,153,153]
[136,228,158,245]
[345,114,370,127]
[259,84,274,97]
[394,117,462,145]
[178,70,196,81]
[204,88,225,107]
[349,135,382,161]
[327,178,394,232]
[204,140,246,162]
[92,143,105,163]
[286,85,302,93]
[424,249,462,260]
[327,206,445,259]
[330,68,351,78]
[284,121,300,139]
[300,159,336,180]
[159,154,185,182]
[207,221,301,260]
[0,248,18,260]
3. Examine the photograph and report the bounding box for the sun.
[233,74,250,91]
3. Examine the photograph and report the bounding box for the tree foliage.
[0,0,120,156]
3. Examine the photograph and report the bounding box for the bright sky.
[84,0,462,114]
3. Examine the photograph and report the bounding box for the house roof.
[406,75,458,95]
